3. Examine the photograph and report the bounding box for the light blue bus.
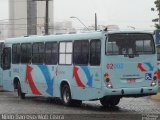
[1,30,158,107]
[0,41,4,87]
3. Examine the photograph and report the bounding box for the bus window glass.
[32,42,44,64]
[157,45,160,61]
[73,40,89,65]
[66,42,72,53]
[60,42,65,53]
[106,33,155,55]
[59,42,72,65]
[107,42,119,55]
[59,54,65,64]
[12,44,21,64]
[144,40,152,52]
[45,42,58,65]
[66,54,72,64]
[90,39,101,65]
[21,43,31,63]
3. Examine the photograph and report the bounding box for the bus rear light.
[151,81,156,86]
[104,73,113,88]
[153,76,157,81]
[105,78,113,88]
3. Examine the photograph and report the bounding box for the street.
[0,91,160,120]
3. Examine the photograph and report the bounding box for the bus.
[0,41,4,87]
[154,30,160,80]
[1,30,158,107]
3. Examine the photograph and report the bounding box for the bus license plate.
[127,79,136,83]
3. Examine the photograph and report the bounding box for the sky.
[0,0,158,30]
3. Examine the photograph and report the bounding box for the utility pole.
[95,13,97,31]
[45,0,49,35]
[33,0,52,35]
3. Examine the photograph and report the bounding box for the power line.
[0,17,45,22]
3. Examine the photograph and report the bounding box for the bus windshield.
[106,33,155,55]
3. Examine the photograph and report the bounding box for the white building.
[0,21,8,40]
[54,21,76,34]
[9,0,54,38]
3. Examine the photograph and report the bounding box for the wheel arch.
[60,80,72,97]
[13,77,20,89]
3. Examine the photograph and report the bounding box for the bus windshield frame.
[106,33,155,56]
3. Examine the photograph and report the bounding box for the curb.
[151,93,160,100]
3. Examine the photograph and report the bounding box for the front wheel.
[61,84,82,107]
[100,97,120,107]
[17,81,25,99]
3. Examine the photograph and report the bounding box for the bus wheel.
[109,97,120,106]
[17,81,25,99]
[100,97,120,107]
[61,84,72,106]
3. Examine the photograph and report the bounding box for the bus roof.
[107,30,153,35]
[4,31,103,44]
[4,30,153,44]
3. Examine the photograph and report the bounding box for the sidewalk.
[151,93,160,100]
[151,87,160,100]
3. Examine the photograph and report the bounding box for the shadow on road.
[23,96,122,113]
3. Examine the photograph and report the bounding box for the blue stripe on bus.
[145,63,154,71]
[38,65,53,96]
[80,66,93,87]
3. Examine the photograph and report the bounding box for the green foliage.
[155,0,160,11]
[152,0,160,29]
[155,24,160,29]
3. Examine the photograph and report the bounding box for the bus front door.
[1,47,13,91]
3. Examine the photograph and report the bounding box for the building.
[8,0,54,38]
[54,21,76,34]
[0,21,9,40]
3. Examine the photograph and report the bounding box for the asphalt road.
[0,91,160,120]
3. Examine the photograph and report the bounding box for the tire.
[109,97,120,106]
[61,84,72,106]
[17,81,25,99]
[100,97,120,107]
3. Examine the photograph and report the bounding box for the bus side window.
[1,47,11,70]
[32,42,44,64]
[21,43,32,64]
[59,41,72,65]
[73,40,89,65]
[12,44,21,64]
[90,39,101,66]
[45,42,58,65]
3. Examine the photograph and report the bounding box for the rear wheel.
[61,84,72,106]
[61,84,82,107]
[17,81,25,99]
[100,97,120,107]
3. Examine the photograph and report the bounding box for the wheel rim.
[63,88,70,104]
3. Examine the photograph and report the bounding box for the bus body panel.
[101,32,158,97]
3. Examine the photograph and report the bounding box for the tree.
[152,0,160,29]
